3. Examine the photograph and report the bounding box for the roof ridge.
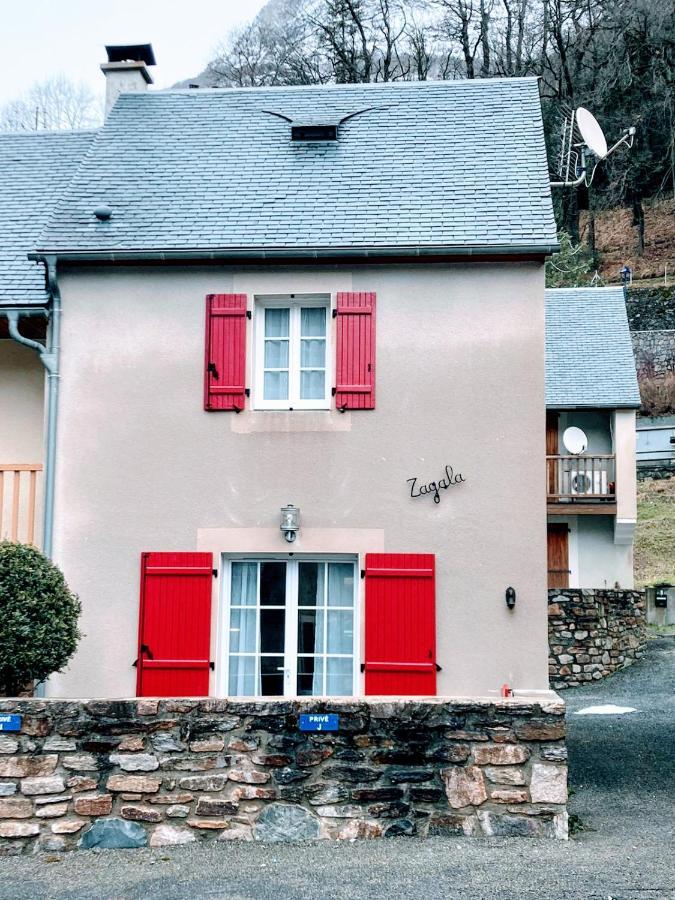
[150,76,540,98]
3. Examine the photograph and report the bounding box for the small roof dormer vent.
[291,122,338,142]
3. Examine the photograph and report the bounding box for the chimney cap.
[105,43,156,66]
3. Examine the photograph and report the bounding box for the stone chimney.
[101,44,156,117]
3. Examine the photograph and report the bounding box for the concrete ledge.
[0,696,567,853]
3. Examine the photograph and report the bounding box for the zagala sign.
[407,465,465,504]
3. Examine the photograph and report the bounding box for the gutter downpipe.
[5,255,60,560]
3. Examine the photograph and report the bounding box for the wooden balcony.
[0,464,42,545]
[546,454,616,515]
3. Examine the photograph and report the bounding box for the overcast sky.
[0,0,268,106]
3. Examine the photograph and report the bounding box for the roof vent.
[291,123,338,142]
[94,205,112,221]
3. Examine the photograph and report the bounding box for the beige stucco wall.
[0,340,44,544]
[48,262,548,699]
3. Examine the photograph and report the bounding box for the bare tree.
[0,76,101,132]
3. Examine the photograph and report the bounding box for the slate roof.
[37,78,558,258]
[0,130,96,306]
[546,287,641,409]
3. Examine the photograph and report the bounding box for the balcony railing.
[0,464,43,545]
[546,455,615,503]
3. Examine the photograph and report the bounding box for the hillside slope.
[580,199,675,283]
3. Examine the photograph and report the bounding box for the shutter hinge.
[332,309,338,318]
[360,569,366,579]
[207,362,219,379]
[360,663,366,673]
[209,661,215,670]
[245,388,250,397]
[435,663,443,672]
[246,310,252,319]
[212,569,218,577]
[331,387,336,396]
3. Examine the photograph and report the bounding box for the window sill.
[230,409,352,434]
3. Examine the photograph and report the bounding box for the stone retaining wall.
[632,330,675,376]
[0,697,567,853]
[549,589,647,690]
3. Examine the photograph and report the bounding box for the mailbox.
[654,584,670,609]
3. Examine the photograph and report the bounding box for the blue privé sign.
[0,714,22,733]
[298,713,339,732]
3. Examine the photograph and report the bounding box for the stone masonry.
[549,589,647,690]
[0,697,568,854]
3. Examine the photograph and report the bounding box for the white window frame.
[217,554,359,698]
[253,294,332,410]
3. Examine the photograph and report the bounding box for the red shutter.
[136,552,214,697]
[204,293,248,411]
[364,553,436,696]
[334,292,376,410]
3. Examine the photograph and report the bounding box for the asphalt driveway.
[0,636,673,900]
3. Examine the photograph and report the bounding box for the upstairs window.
[254,296,330,410]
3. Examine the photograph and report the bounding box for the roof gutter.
[29,242,560,264]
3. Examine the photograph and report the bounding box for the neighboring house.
[545,287,641,590]
[1,51,562,700]
[0,129,97,546]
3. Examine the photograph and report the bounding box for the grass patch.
[635,476,675,588]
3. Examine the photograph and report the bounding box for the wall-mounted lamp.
[280,504,300,543]
[505,587,516,610]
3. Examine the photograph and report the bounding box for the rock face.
[442,766,487,809]
[548,589,646,689]
[253,804,320,842]
[529,765,568,804]
[0,696,567,853]
[79,818,148,850]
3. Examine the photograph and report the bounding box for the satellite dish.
[563,426,588,455]
[576,108,608,159]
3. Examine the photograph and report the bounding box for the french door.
[222,558,357,697]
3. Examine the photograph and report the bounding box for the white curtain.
[229,562,258,695]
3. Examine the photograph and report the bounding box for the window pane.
[297,608,324,654]
[229,608,256,653]
[301,307,326,337]
[264,340,289,368]
[264,370,288,401]
[301,339,325,368]
[265,307,289,337]
[260,562,286,606]
[297,657,323,696]
[260,608,285,653]
[326,657,353,696]
[326,609,353,654]
[298,562,324,607]
[260,656,285,696]
[300,370,325,400]
[229,656,256,696]
[328,563,354,607]
[231,562,257,606]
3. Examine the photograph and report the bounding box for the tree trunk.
[632,197,645,255]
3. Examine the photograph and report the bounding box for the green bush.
[0,542,81,696]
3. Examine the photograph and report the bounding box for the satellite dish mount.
[551,107,635,188]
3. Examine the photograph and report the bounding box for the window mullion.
[323,562,328,696]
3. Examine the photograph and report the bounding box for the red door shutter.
[364,553,437,696]
[137,552,214,697]
[204,293,248,411]
[334,292,376,410]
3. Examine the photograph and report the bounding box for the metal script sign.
[407,464,466,504]
[298,713,339,732]
[0,714,22,732]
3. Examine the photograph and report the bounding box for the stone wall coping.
[0,695,564,712]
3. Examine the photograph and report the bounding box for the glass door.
[224,558,356,697]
